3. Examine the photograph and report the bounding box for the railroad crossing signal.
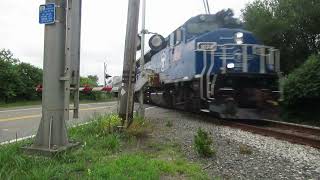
[104,62,112,86]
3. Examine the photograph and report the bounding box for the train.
[135,14,281,118]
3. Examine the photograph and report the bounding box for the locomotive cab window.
[169,29,183,47]
[175,29,182,45]
[169,33,175,47]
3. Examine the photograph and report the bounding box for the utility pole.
[119,0,140,126]
[26,0,80,154]
[138,0,146,118]
[104,62,107,87]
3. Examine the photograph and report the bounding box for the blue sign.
[39,3,56,24]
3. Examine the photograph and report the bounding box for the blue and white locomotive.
[136,14,281,118]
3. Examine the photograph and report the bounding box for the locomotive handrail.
[196,43,276,52]
[195,43,280,73]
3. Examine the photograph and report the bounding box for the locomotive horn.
[149,34,166,52]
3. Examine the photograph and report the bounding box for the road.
[0,101,121,143]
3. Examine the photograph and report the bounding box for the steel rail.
[220,118,320,149]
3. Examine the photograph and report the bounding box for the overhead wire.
[205,0,211,14]
[202,0,208,14]
[202,0,211,14]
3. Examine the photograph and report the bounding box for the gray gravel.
[145,107,320,180]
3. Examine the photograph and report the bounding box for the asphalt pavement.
[0,101,120,143]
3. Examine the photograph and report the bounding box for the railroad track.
[148,104,320,149]
[218,118,320,149]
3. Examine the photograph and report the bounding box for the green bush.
[282,55,320,123]
[70,114,122,138]
[97,114,122,135]
[194,128,214,157]
[283,55,320,107]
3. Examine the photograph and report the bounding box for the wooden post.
[119,0,140,126]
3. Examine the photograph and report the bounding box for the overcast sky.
[0,0,253,85]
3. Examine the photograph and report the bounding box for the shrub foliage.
[194,128,214,157]
[281,55,320,123]
[283,55,320,107]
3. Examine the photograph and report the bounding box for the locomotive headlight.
[227,63,235,69]
[234,32,244,44]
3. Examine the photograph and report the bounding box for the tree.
[0,49,43,103]
[242,0,320,73]
[80,76,97,87]
[79,75,103,101]
[0,49,19,63]
[215,8,243,28]
[88,75,99,86]
[0,49,20,103]
[16,62,43,100]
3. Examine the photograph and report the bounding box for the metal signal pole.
[69,0,82,119]
[119,0,140,126]
[138,0,146,118]
[26,0,80,154]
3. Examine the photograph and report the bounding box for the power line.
[202,0,208,14]
[205,0,211,14]
[202,0,211,14]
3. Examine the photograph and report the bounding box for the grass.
[0,114,209,179]
[126,116,153,138]
[0,100,41,108]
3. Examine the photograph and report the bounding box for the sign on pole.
[39,3,56,24]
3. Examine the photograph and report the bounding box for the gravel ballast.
[145,107,320,179]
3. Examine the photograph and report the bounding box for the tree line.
[0,49,42,103]
[0,49,108,104]
[242,0,320,73]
